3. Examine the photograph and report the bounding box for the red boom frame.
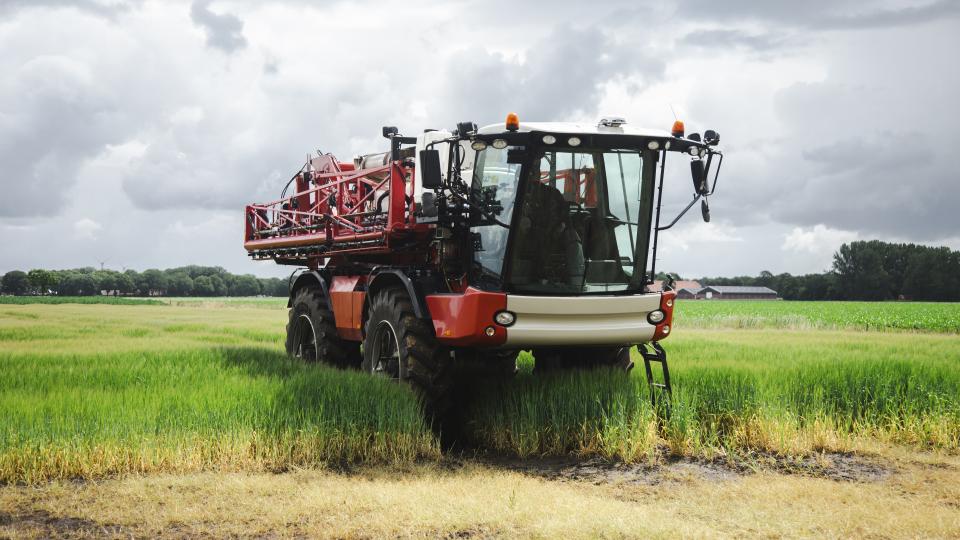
[243,154,429,265]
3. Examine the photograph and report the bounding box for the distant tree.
[192,275,216,296]
[166,273,194,296]
[833,241,893,300]
[209,274,227,296]
[27,269,56,295]
[230,274,261,296]
[115,273,135,295]
[93,270,118,294]
[57,273,99,296]
[1,271,30,295]
[259,277,288,297]
[138,269,167,296]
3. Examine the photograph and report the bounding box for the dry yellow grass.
[2,448,958,539]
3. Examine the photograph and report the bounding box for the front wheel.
[362,287,453,419]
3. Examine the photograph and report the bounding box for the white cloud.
[782,224,859,254]
[662,220,745,252]
[73,218,103,240]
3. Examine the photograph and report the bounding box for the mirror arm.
[656,193,702,231]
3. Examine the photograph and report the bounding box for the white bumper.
[504,293,661,346]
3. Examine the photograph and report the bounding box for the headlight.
[647,310,665,324]
[494,311,516,326]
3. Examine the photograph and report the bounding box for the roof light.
[505,112,520,131]
[671,120,685,138]
[568,137,581,147]
[471,140,487,151]
[647,141,660,150]
[492,139,508,149]
[542,135,556,145]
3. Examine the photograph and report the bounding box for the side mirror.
[690,160,708,195]
[419,149,443,189]
[701,199,711,223]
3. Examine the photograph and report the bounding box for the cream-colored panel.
[504,294,660,346]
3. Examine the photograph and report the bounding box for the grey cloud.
[679,29,794,53]
[190,0,247,53]
[443,25,665,125]
[678,0,960,30]
[0,0,139,18]
[0,56,126,218]
[776,132,958,239]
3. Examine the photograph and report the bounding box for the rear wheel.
[285,286,361,368]
[533,346,633,372]
[362,287,453,420]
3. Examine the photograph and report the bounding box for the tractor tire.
[285,286,361,368]
[533,346,633,372]
[362,287,454,421]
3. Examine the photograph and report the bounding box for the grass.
[5,455,960,538]
[1,301,959,483]
[466,330,960,460]
[676,299,960,332]
[0,296,164,306]
[0,305,437,484]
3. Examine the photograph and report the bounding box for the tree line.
[4,241,958,301]
[683,240,960,302]
[0,266,288,297]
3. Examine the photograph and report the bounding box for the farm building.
[676,287,704,299]
[650,280,702,292]
[651,281,779,300]
[695,285,779,300]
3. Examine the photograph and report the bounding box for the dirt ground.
[1,446,958,539]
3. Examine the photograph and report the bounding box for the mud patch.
[749,451,893,482]
[0,508,126,537]
[473,450,893,485]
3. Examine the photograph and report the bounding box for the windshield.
[471,144,656,294]
[470,146,522,280]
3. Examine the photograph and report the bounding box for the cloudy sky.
[1,0,958,279]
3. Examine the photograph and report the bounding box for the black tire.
[533,346,633,372]
[285,286,361,368]
[362,287,453,420]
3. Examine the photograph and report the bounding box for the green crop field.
[1,300,959,484]
[676,299,960,332]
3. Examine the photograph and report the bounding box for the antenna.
[669,104,678,121]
